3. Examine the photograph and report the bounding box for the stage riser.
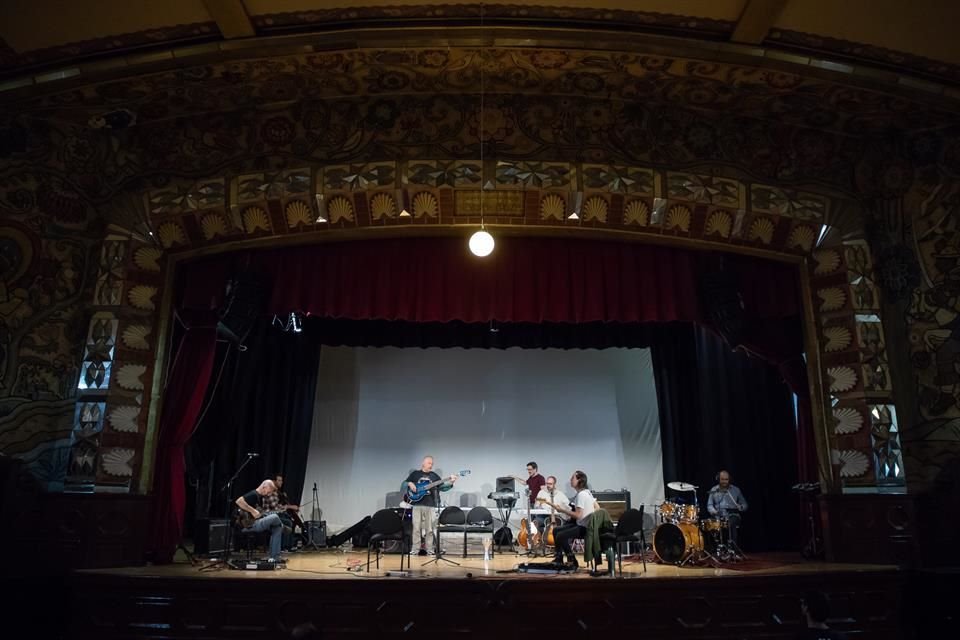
[67,571,908,639]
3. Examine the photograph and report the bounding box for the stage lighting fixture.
[469,230,495,257]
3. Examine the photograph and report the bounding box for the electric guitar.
[235,508,283,529]
[536,497,576,520]
[404,470,471,503]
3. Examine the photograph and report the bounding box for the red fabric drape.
[180,237,799,323]
[253,237,703,323]
[147,312,218,564]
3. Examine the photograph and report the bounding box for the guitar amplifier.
[194,518,230,555]
[594,490,631,523]
[305,520,326,547]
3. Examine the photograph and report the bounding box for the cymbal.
[667,481,698,491]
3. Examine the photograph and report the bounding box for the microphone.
[246,452,259,458]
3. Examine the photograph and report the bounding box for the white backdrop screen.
[303,346,664,531]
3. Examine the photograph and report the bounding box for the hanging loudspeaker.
[217,270,269,345]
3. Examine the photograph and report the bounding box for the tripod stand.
[301,482,324,551]
[422,499,459,567]
[200,453,258,572]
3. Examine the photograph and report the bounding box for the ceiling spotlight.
[469,229,495,257]
[568,192,583,220]
[396,188,411,217]
[314,194,328,223]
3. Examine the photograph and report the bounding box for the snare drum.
[701,518,724,532]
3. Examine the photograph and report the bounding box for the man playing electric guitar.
[235,479,285,562]
[537,470,595,570]
[403,456,458,556]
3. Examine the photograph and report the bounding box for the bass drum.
[653,522,703,564]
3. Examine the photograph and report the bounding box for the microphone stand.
[200,453,259,571]
[302,482,324,551]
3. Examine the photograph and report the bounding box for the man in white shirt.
[545,470,595,570]
[534,475,567,528]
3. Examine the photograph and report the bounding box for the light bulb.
[469,230,495,257]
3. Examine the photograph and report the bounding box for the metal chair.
[463,506,494,557]
[366,509,408,571]
[436,506,466,556]
[613,506,647,573]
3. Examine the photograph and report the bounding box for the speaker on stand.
[216,270,270,346]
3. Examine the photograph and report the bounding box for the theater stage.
[64,549,913,639]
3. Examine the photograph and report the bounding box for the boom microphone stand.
[200,452,259,571]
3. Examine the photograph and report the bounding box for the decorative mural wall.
[0,174,94,490]
[2,41,958,495]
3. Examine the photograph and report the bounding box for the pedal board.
[518,561,575,574]
[228,559,286,571]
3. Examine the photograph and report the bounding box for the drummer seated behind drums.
[707,470,748,546]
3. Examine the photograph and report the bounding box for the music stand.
[422,494,460,567]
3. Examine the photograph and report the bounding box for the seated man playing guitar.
[235,479,284,562]
[537,470,595,570]
[273,473,304,551]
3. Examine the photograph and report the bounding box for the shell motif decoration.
[133,247,162,273]
[583,196,608,223]
[623,200,649,226]
[116,364,147,391]
[101,448,136,477]
[242,206,271,234]
[833,407,863,434]
[108,405,140,433]
[827,366,858,393]
[836,449,869,478]
[121,324,152,351]
[665,205,691,233]
[157,222,187,249]
[704,210,732,238]
[817,287,847,312]
[412,192,439,218]
[127,285,157,311]
[813,249,841,275]
[285,200,313,228]
[369,193,397,220]
[786,225,816,252]
[540,194,565,221]
[200,214,228,240]
[822,326,853,353]
[327,196,354,223]
[747,217,774,244]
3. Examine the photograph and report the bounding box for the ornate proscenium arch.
[1,22,951,503]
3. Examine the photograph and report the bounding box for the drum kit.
[651,481,745,566]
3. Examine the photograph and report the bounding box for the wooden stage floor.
[60,547,920,638]
[90,547,893,581]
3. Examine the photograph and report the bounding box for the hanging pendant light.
[469,229,495,257]
[469,3,494,258]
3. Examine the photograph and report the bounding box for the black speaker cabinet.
[306,520,326,547]
[194,518,230,555]
[594,490,631,523]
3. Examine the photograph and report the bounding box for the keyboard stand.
[492,498,516,553]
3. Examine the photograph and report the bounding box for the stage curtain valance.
[179,236,800,324]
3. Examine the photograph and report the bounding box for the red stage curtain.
[147,311,218,564]
[179,236,799,323]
